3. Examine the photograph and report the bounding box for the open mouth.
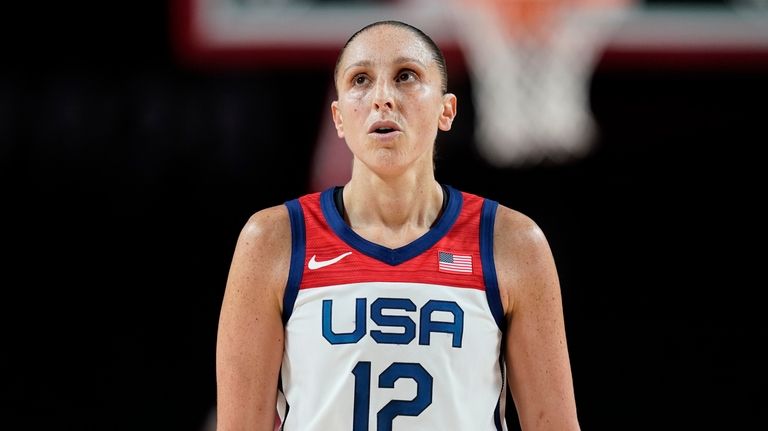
[368,121,401,135]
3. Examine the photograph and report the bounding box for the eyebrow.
[343,57,427,75]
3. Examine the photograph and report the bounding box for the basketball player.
[216,21,581,431]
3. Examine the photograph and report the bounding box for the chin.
[362,150,412,177]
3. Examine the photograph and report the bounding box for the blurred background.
[1,0,766,430]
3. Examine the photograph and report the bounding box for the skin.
[216,24,580,431]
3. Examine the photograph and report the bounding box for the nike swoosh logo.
[307,252,353,270]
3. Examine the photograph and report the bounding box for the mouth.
[368,121,401,135]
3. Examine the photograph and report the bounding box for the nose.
[372,78,394,111]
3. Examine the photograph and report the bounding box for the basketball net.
[449,0,634,166]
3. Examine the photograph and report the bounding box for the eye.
[396,70,416,83]
[353,74,369,86]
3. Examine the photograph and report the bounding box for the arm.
[216,205,291,431]
[494,206,580,430]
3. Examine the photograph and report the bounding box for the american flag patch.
[438,251,473,274]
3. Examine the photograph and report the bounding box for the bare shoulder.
[226,204,292,309]
[493,206,579,429]
[238,204,292,251]
[492,205,559,316]
[493,205,547,244]
[217,205,292,427]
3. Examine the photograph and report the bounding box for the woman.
[216,20,580,431]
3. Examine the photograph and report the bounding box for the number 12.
[351,361,433,431]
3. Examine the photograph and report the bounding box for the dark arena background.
[1,1,765,430]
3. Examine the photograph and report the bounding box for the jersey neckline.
[319,185,463,266]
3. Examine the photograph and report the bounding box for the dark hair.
[333,20,448,94]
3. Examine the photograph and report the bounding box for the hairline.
[333,21,448,94]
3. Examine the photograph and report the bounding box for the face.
[331,25,457,177]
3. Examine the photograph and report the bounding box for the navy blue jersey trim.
[283,199,305,323]
[319,185,463,266]
[480,199,505,330]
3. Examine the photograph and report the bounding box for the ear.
[331,100,345,138]
[438,93,457,131]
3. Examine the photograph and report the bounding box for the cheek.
[411,103,439,127]
[340,100,363,126]
[347,88,368,103]
[344,94,365,111]
[408,91,441,120]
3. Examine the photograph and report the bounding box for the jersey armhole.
[480,199,505,331]
[283,199,306,323]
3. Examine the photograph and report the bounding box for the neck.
[343,164,443,233]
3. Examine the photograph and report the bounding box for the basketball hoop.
[449,0,635,166]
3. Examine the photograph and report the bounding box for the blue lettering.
[323,298,366,344]
[322,298,464,347]
[419,300,464,348]
[370,298,417,345]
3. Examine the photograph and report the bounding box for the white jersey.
[279,186,507,431]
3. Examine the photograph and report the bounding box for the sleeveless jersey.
[279,185,507,431]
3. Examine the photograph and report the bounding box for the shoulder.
[227,204,293,306]
[237,204,292,254]
[492,204,548,249]
[491,205,559,316]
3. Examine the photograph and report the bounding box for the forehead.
[340,25,433,69]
